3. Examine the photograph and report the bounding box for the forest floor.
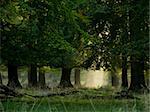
[0,88,149,112]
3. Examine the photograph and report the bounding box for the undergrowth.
[0,88,149,112]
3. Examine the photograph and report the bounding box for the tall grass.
[0,88,149,112]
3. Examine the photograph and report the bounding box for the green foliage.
[1,0,148,71]
[82,0,149,70]
[0,0,90,68]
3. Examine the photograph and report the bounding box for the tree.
[55,0,90,88]
[0,1,26,88]
[38,67,46,88]
[59,68,73,88]
[28,65,37,87]
[121,55,128,88]
[7,63,22,88]
[118,0,130,88]
[110,70,119,87]
[0,72,2,85]
[74,68,81,87]
[128,0,149,91]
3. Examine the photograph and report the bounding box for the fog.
[81,70,111,88]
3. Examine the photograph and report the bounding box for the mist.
[81,70,111,88]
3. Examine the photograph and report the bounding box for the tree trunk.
[0,73,2,84]
[145,70,150,88]
[38,67,46,88]
[111,71,119,87]
[129,57,147,91]
[59,68,73,88]
[28,65,37,87]
[121,55,128,88]
[74,68,81,87]
[7,64,22,88]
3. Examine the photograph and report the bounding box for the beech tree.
[0,1,25,88]
[38,67,46,88]
[28,65,37,87]
[128,0,149,91]
[0,72,2,85]
[74,68,81,87]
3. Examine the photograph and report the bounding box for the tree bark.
[59,68,73,88]
[121,55,128,88]
[111,71,119,87]
[28,65,37,87]
[7,63,22,88]
[129,57,147,91]
[74,68,81,87]
[0,72,2,84]
[145,70,150,88]
[38,67,46,88]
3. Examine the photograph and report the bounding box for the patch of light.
[98,33,102,38]
[88,41,92,45]
[105,32,109,35]
[83,70,109,88]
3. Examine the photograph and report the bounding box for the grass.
[0,88,149,112]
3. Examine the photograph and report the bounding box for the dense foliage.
[0,0,149,90]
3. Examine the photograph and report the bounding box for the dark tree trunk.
[0,73,2,84]
[7,64,22,88]
[59,68,73,88]
[121,55,128,88]
[38,67,46,88]
[145,70,150,88]
[111,71,119,87]
[28,65,37,87]
[129,57,147,91]
[74,68,81,87]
